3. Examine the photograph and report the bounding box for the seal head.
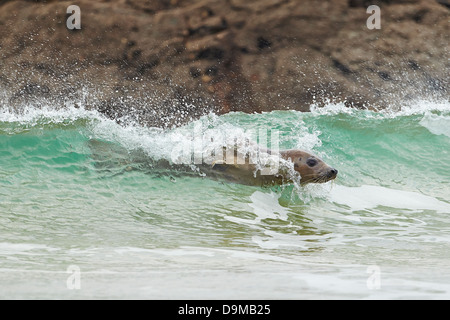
[280,149,338,184]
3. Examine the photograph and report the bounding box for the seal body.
[198,148,338,186]
[88,139,337,186]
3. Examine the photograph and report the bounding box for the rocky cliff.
[0,0,448,127]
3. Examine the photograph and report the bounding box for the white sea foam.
[419,112,450,138]
[328,185,450,213]
[248,191,290,222]
[310,101,355,116]
[393,99,450,117]
[0,242,58,255]
[0,104,103,124]
[309,98,450,118]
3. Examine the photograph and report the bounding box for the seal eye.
[306,158,318,167]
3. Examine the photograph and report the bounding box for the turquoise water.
[1,100,450,299]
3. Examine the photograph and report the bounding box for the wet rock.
[0,0,448,127]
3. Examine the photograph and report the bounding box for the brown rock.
[0,0,448,128]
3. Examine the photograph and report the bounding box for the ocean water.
[0,99,449,299]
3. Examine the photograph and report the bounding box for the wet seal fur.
[88,139,338,186]
[200,148,338,186]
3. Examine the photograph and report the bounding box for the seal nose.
[329,168,338,177]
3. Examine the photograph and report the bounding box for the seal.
[200,148,338,186]
[88,139,337,186]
